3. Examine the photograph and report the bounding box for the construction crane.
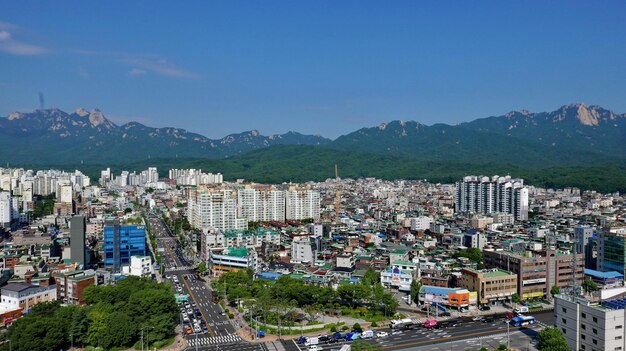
[335,164,340,223]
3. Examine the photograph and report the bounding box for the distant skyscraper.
[103,220,147,272]
[454,175,528,221]
[70,215,87,267]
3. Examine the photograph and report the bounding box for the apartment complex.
[238,187,286,222]
[187,188,247,232]
[458,268,517,305]
[555,294,626,351]
[454,175,529,221]
[55,270,96,305]
[285,188,321,221]
[484,249,584,300]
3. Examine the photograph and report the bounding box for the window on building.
[617,336,623,340]
[582,313,586,318]
[562,318,567,324]
[562,307,567,313]
[581,334,586,340]
[616,347,623,351]
[617,325,623,329]
[593,328,597,334]
[582,324,586,330]
[593,317,598,323]
[592,339,597,344]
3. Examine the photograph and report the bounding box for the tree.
[582,279,598,293]
[511,293,520,304]
[551,285,561,297]
[538,327,570,351]
[197,262,207,274]
[362,268,380,286]
[352,323,362,332]
[410,280,421,305]
[453,248,483,263]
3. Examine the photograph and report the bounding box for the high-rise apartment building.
[0,192,11,228]
[285,188,320,221]
[187,188,247,232]
[238,187,286,222]
[103,220,147,272]
[454,175,529,221]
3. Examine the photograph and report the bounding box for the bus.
[510,315,536,327]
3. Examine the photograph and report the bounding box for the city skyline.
[1,1,625,138]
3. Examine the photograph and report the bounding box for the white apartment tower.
[238,187,286,222]
[0,191,11,227]
[188,188,247,232]
[285,188,321,221]
[454,175,529,221]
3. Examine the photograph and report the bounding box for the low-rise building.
[0,282,57,313]
[458,268,517,305]
[55,270,96,305]
[209,247,258,277]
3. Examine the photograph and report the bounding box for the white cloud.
[128,68,147,77]
[122,57,199,79]
[0,22,47,56]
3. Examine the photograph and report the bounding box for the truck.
[390,318,421,330]
[510,315,536,327]
[514,306,529,314]
[361,330,374,339]
[305,336,319,346]
[423,319,438,329]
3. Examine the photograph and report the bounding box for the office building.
[598,225,626,275]
[103,220,147,272]
[555,294,626,351]
[454,175,529,221]
[484,249,584,300]
[70,215,87,267]
[209,247,258,277]
[458,268,517,305]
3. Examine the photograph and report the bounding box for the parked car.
[376,331,389,338]
[472,316,483,322]
[480,305,491,311]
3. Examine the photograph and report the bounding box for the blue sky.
[1,1,625,139]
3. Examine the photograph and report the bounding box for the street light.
[141,326,154,351]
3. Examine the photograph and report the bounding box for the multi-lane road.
[146,212,550,351]
[147,213,244,350]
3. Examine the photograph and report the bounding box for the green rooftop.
[224,247,249,258]
[392,260,416,267]
[223,228,280,238]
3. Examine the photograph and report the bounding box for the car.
[472,316,483,321]
[193,325,201,333]
[376,331,389,338]
[482,318,494,323]
[185,326,193,334]
[479,305,491,311]
[318,335,329,342]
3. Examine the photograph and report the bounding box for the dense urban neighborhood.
[0,166,622,351]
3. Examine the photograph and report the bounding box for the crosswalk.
[187,334,242,346]
[165,265,195,272]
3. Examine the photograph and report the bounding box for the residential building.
[188,188,247,232]
[0,191,11,227]
[458,268,517,305]
[291,236,314,263]
[128,255,153,277]
[381,267,414,290]
[103,220,147,272]
[454,175,529,221]
[55,270,96,305]
[285,188,320,221]
[238,187,286,222]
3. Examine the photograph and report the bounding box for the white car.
[472,316,483,321]
[376,331,389,338]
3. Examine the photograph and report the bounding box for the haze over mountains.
[0,103,623,167]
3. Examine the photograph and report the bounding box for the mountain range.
[0,103,623,167]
